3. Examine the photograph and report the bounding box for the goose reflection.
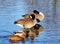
[24,24,43,40]
[9,24,43,43]
[30,24,43,35]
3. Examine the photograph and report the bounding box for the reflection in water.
[52,0,57,28]
[9,24,43,44]
[0,24,43,44]
[0,30,12,38]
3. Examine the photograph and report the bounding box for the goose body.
[34,12,44,22]
[22,10,44,22]
[14,14,37,28]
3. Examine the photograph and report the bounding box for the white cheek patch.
[16,24,23,28]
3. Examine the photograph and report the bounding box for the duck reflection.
[9,24,43,43]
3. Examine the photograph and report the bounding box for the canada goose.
[30,24,43,35]
[14,14,37,28]
[22,10,44,22]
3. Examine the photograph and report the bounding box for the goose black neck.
[31,14,35,20]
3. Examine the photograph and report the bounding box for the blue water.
[0,0,60,44]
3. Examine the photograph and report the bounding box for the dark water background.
[0,0,60,44]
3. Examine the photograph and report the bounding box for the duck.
[22,10,44,22]
[9,30,26,43]
[14,14,37,28]
[30,24,43,35]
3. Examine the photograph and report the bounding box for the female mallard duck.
[22,10,44,22]
[14,14,37,28]
[9,30,26,43]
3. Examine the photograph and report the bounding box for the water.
[0,0,60,44]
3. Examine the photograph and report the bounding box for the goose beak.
[14,21,17,24]
[22,15,25,17]
[13,32,17,34]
